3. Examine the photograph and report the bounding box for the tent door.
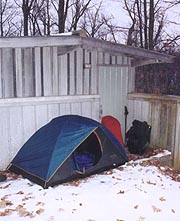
[73,131,102,173]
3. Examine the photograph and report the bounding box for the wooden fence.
[128,93,180,169]
[0,95,100,169]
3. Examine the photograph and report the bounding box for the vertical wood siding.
[0,44,101,170]
[128,94,180,169]
[98,52,134,139]
[174,102,180,169]
[0,95,100,170]
[0,46,98,98]
[0,43,133,169]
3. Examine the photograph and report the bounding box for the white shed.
[0,34,174,170]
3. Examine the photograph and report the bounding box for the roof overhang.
[80,37,175,67]
[0,35,175,67]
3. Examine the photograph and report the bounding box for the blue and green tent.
[7,115,128,188]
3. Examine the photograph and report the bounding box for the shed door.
[98,66,129,135]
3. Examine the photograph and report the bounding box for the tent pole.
[124,106,129,146]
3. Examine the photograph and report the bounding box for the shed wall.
[0,46,98,98]
[0,41,134,169]
[0,45,101,170]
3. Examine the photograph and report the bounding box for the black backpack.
[0,174,6,182]
[126,120,151,154]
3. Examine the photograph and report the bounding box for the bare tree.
[68,0,92,31]
[124,0,138,46]
[57,0,69,33]
[78,1,125,42]
[51,0,70,33]
[29,0,45,35]
[43,0,51,35]
[22,0,34,36]
[163,0,180,6]
[0,0,19,36]
[14,0,36,36]
[15,0,52,36]
[11,0,121,37]
[144,0,148,48]
[148,0,154,49]
[0,0,3,36]
[80,2,104,37]
[123,0,167,50]
[51,0,92,33]
[123,0,180,52]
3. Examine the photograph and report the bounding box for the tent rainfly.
[7,115,128,188]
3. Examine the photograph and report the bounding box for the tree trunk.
[144,0,148,49]
[0,0,3,36]
[23,12,29,36]
[46,0,50,35]
[73,0,80,31]
[149,0,154,50]
[22,0,33,36]
[136,0,143,48]
[58,0,65,33]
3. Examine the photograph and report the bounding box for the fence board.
[9,107,23,159]
[117,55,123,65]
[0,108,10,168]
[83,50,90,95]
[23,48,34,97]
[34,47,42,96]
[82,101,92,118]
[104,53,110,64]
[69,51,75,95]
[99,66,108,115]
[142,101,150,121]
[43,47,52,96]
[71,102,82,115]
[47,104,60,120]
[102,67,112,114]
[22,106,36,142]
[167,104,176,149]
[35,105,48,130]
[15,48,23,97]
[0,49,2,98]
[110,67,117,115]
[159,103,168,147]
[122,56,128,65]
[98,51,104,65]
[60,103,71,115]
[127,99,134,129]
[119,67,128,128]
[52,47,59,96]
[92,100,100,121]
[174,103,180,169]
[2,48,14,98]
[128,67,135,93]
[111,55,116,64]
[76,48,83,94]
[134,100,143,121]
[59,54,68,95]
[91,50,98,94]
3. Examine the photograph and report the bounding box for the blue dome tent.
[7,115,128,188]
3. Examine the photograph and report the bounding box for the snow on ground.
[0,152,180,221]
